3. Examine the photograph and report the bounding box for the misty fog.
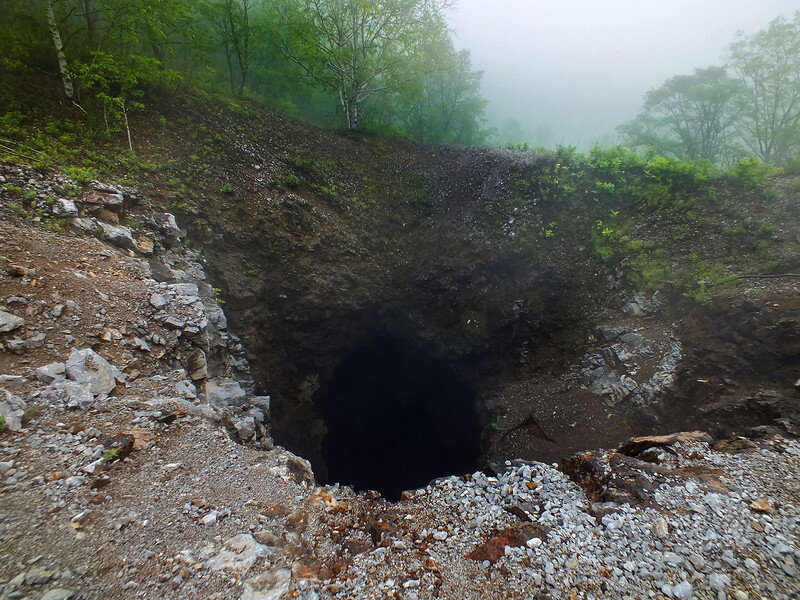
[448,0,800,148]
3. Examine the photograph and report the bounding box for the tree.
[203,0,262,95]
[278,0,451,131]
[395,43,490,145]
[46,0,75,98]
[728,12,800,163]
[620,67,743,163]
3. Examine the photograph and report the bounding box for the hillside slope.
[0,166,798,600]
[2,87,800,479]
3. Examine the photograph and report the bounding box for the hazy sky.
[448,0,800,147]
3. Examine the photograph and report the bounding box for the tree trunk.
[122,101,133,152]
[345,89,359,131]
[47,0,74,99]
[83,0,96,47]
[224,43,236,94]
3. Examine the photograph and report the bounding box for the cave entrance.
[319,335,481,500]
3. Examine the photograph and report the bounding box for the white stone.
[673,581,694,600]
[0,388,26,431]
[66,349,117,396]
[240,569,291,600]
[654,517,669,539]
[709,573,730,591]
[54,198,78,216]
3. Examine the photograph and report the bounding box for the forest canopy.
[1,1,799,166]
[0,0,492,145]
[620,12,800,167]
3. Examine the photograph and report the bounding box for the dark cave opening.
[318,335,482,501]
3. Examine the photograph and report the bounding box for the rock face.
[35,362,66,384]
[561,431,718,509]
[98,222,138,252]
[206,379,247,407]
[577,325,682,409]
[187,349,208,381]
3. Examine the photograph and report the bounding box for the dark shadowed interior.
[319,335,481,500]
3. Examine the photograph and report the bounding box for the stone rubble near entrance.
[331,436,799,600]
[0,167,798,600]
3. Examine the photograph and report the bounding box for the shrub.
[645,155,712,191]
[285,173,299,188]
[731,158,779,190]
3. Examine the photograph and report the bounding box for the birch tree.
[279,0,450,131]
[46,0,75,98]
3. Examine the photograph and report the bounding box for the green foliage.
[10,203,28,219]
[103,448,119,461]
[620,13,800,167]
[3,184,23,197]
[62,166,99,183]
[0,109,27,138]
[221,182,234,194]
[681,255,739,304]
[586,146,710,213]
[730,158,780,190]
[729,13,800,164]
[73,52,179,142]
[645,155,712,191]
[277,0,456,132]
[620,67,743,163]
[0,0,489,145]
[0,415,5,433]
[21,406,41,427]
[385,42,492,145]
[285,173,300,188]
[629,254,667,290]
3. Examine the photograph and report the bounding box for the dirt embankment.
[0,165,799,600]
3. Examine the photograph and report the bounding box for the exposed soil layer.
[2,85,800,489]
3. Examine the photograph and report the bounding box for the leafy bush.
[587,146,646,181]
[72,52,180,143]
[645,155,712,191]
[285,173,300,188]
[730,157,780,190]
[0,109,26,138]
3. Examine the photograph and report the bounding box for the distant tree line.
[621,12,800,167]
[0,0,491,145]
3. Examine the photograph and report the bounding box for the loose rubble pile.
[1,166,799,600]
[326,434,799,600]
